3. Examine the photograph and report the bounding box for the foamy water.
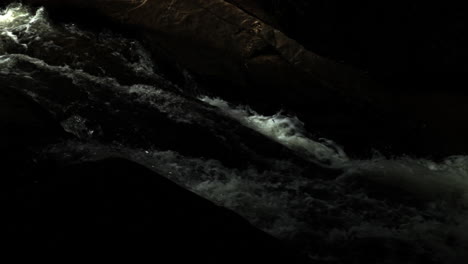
[201,96,468,206]
[195,97,468,261]
[199,96,349,167]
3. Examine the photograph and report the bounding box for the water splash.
[0,3,51,47]
[0,4,30,25]
[199,96,468,206]
[200,96,349,166]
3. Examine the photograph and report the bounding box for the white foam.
[200,96,468,208]
[200,96,349,166]
[0,4,52,44]
[0,4,28,25]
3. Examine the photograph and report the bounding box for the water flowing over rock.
[2,158,307,262]
[16,0,468,158]
[1,2,468,264]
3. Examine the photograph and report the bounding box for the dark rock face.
[1,1,433,160]
[0,88,62,146]
[1,158,307,263]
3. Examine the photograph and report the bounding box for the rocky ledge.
[0,88,309,262]
[13,0,468,158]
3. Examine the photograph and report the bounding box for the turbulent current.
[2,3,468,263]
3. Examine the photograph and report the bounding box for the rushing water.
[2,3,468,263]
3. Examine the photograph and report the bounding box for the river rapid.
[2,3,468,263]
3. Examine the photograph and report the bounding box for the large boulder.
[1,158,309,262]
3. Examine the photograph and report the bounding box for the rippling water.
[2,3,468,263]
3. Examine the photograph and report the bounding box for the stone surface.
[0,87,65,175]
[12,0,468,157]
[1,158,309,262]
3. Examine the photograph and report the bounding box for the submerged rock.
[1,157,309,263]
[0,87,65,176]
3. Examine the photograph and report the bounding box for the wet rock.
[1,158,310,262]
[0,53,325,171]
[254,2,468,86]
[0,87,65,175]
[16,1,371,102]
[15,0,426,158]
[15,1,468,157]
[231,1,468,157]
